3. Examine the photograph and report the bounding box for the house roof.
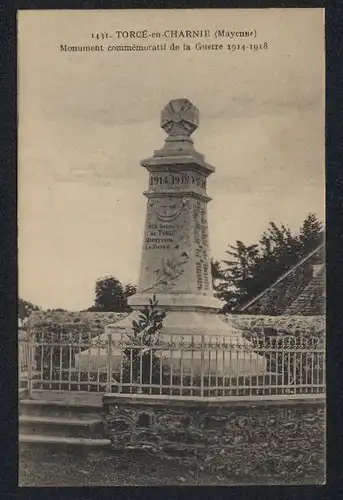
[284,264,325,315]
[238,244,325,316]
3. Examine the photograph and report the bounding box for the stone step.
[19,398,103,420]
[19,415,104,439]
[28,390,104,404]
[19,434,111,448]
[19,388,29,400]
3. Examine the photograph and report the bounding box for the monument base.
[75,298,267,377]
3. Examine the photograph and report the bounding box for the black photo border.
[0,1,342,499]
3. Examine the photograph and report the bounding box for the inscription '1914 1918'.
[150,173,205,189]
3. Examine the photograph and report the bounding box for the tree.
[93,276,126,312]
[298,213,323,255]
[46,308,67,312]
[214,213,324,313]
[88,276,137,312]
[18,298,40,322]
[123,284,137,299]
[211,259,222,290]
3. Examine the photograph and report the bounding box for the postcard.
[18,8,325,486]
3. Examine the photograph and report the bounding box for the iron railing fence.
[18,330,32,390]
[19,328,325,398]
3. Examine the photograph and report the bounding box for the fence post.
[106,333,112,393]
[18,339,21,391]
[119,331,123,394]
[27,332,33,399]
[18,331,23,392]
[200,334,204,397]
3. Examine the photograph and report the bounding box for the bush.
[121,295,167,392]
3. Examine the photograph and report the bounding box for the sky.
[18,9,325,311]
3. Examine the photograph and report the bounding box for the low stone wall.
[222,314,325,338]
[29,311,128,335]
[103,393,325,484]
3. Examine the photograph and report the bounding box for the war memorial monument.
[77,98,266,376]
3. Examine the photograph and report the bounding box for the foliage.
[122,295,166,391]
[214,214,324,313]
[211,259,222,290]
[46,308,68,313]
[123,284,138,299]
[18,298,40,321]
[88,276,137,312]
[298,213,324,254]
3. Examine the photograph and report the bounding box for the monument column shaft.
[127,97,223,312]
[137,167,214,297]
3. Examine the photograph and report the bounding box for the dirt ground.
[19,446,222,486]
[19,445,316,486]
[19,445,263,486]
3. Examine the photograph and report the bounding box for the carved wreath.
[143,251,190,293]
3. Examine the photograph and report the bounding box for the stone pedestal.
[77,99,266,376]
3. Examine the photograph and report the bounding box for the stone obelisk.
[107,98,240,337]
[79,98,266,375]
[126,98,233,335]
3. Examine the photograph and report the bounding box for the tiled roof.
[238,244,325,316]
[284,264,325,315]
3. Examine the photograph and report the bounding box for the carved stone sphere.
[161,98,199,137]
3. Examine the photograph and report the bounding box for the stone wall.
[29,310,127,333]
[103,394,325,484]
[27,310,325,340]
[222,314,325,338]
